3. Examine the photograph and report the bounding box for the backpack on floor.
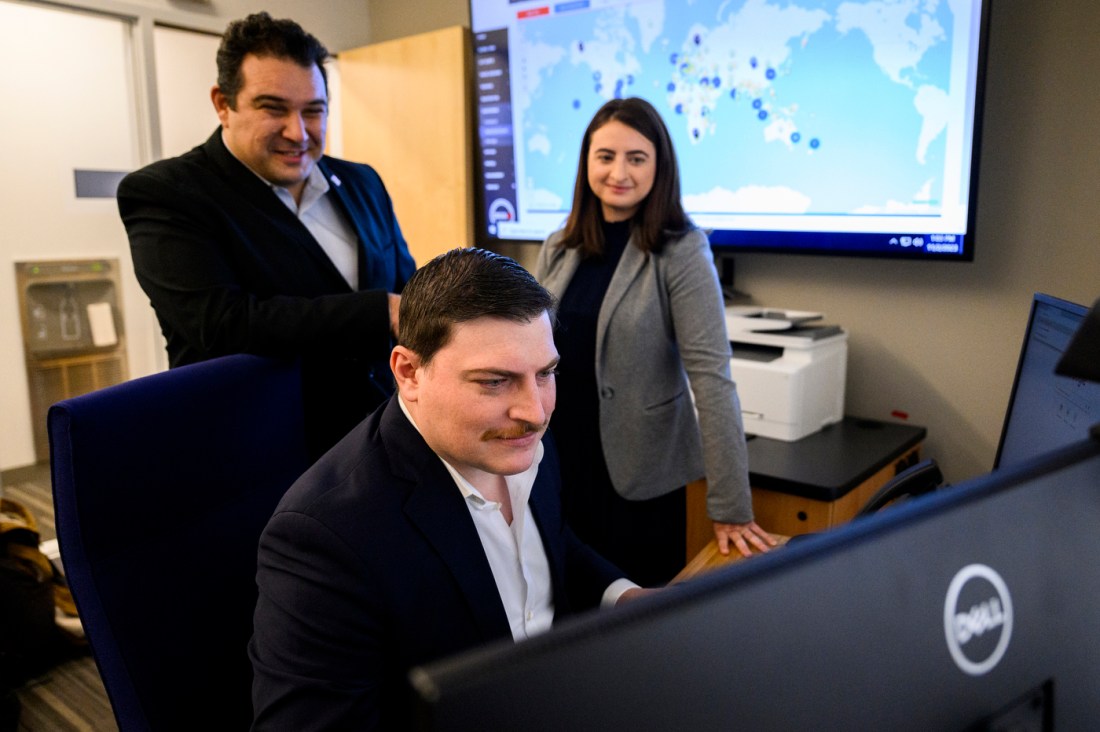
[0,498,84,691]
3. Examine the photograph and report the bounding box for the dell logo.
[953,597,1006,644]
[944,564,1014,675]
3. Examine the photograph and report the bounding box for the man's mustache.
[481,421,549,441]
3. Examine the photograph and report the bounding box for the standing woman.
[537,97,773,586]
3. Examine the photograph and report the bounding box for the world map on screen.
[513,0,960,223]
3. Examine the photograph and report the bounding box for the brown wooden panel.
[686,444,924,547]
[338,26,474,267]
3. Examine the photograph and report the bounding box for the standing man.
[118,12,416,457]
[249,248,646,730]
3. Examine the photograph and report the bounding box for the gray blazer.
[536,228,753,523]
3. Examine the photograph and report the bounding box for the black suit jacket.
[249,397,626,730]
[117,129,417,455]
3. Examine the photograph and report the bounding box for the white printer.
[725,306,847,441]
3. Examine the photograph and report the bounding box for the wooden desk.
[686,417,925,558]
[672,535,790,584]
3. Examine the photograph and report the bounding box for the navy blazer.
[118,129,417,454]
[250,397,625,730]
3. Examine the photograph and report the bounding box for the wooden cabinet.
[686,417,927,559]
[745,442,922,537]
[337,26,474,267]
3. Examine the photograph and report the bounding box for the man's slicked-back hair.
[399,248,556,365]
[216,12,330,108]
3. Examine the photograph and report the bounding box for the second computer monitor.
[994,292,1100,469]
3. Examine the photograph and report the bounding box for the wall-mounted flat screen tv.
[468,0,990,261]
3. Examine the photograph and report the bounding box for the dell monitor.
[994,293,1100,470]
[468,0,991,261]
[412,434,1100,730]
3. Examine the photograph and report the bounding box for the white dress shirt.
[398,398,553,640]
[397,397,636,641]
[222,131,360,289]
[443,442,556,641]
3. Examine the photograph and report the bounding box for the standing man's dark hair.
[216,12,330,107]
[398,248,556,365]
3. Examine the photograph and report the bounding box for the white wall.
[366,0,467,43]
[1,3,143,469]
[71,0,372,51]
[153,26,221,159]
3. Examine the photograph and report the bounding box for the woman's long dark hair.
[557,97,692,257]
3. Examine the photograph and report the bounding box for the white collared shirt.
[222,131,359,289]
[398,398,553,640]
[397,398,637,641]
[445,444,556,641]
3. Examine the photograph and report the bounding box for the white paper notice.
[87,302,118,347]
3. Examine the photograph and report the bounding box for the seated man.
[249,248,646,729]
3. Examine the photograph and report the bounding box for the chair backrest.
[48,354,311,731]
[785,459,945,549]
[853,458,944,517]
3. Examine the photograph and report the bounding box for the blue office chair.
[48,354,311,731]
